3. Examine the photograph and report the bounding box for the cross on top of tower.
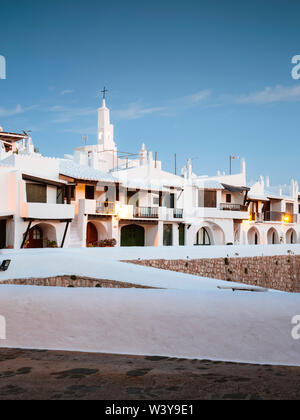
[101,86,108,100]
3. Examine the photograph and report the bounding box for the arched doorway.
[86,222,98,246]
[247,227,260,245]
[121,224,145,247]
[195,227,211,245]
[267,228,279,244]
[286,228,297,244]
[26,223,58,248]
[27,226,43,248]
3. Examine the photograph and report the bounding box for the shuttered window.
[198,190,217,208]
[26,183,47,203]
[56,187,64,204]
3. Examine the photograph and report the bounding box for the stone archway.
[247,227,260,245]
[121,224,145,247]
[86,222,98,246]
[195,227,211,245]
[191,222,225,246]
[286,228,297,244]
[267,228,280,244]
[208,222,225,245]
[26,223,57,248]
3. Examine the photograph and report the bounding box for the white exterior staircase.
[68,217,83,248]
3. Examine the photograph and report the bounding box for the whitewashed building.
[0,99,299,249]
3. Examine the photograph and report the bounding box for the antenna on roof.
[83,135,88,145]
[22,130,31,137]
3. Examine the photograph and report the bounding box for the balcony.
[20,202,75,220]
[220,203,248,211]
[134,207,159,218]
[96,201,116,215]
[173,208,183,218]
[264,211,296,223]
[249,212,264,223]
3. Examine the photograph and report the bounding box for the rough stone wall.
[1,276,156,289]
[127,255,300,293]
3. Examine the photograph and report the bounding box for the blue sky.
[1,0,300,184]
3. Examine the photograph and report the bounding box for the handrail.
[134,207,159,218]
[220,203,248,211]
[173,208,183,218]
[96,201,116,215]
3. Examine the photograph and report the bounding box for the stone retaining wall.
[128,255,300,292]
[1,275,156,289]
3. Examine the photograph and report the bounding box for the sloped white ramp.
[0,285,300,366]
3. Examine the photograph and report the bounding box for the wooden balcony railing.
[134,207,159,218]
[220,203,248,211]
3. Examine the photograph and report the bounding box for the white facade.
[0,99,299,249]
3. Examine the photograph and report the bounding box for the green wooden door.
[179,224,185,246]
[121,225,145,247]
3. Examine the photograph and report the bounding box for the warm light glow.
[283,214,290,223]
[115,204,129,219]
[248,212,256,222]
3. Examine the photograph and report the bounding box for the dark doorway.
[86,222,98,246]
[163,224,173,246]
[85,186,95,200]
[0,220,6,249]
[121,224,145,247]
[179,224,185,246]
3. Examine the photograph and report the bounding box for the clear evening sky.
[0,0,300,185]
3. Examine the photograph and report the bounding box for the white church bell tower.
[98,87,116,152]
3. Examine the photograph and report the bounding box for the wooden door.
[28,226,43,248]
[86,222,98,246]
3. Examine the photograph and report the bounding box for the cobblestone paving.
[0,348,299,400]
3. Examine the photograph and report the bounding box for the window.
[85,185,95,200]
[56,187,64,204]
[153,195,159,205]
[163,193,175,209]
[26,183,46,203]
[198,190,217,208]
[226,194,231,203]
[169,193,175,209]
[32,227,42,240]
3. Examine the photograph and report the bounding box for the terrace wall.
[129,255,300,292]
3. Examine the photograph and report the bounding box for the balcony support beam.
[61,220,70,248]
[20,220,33,249]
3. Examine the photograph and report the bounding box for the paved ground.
[0,348,300,400]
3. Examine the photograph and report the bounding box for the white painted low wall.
[2,243,300,261]
[20,202,75,220]
[0,285,299,366]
